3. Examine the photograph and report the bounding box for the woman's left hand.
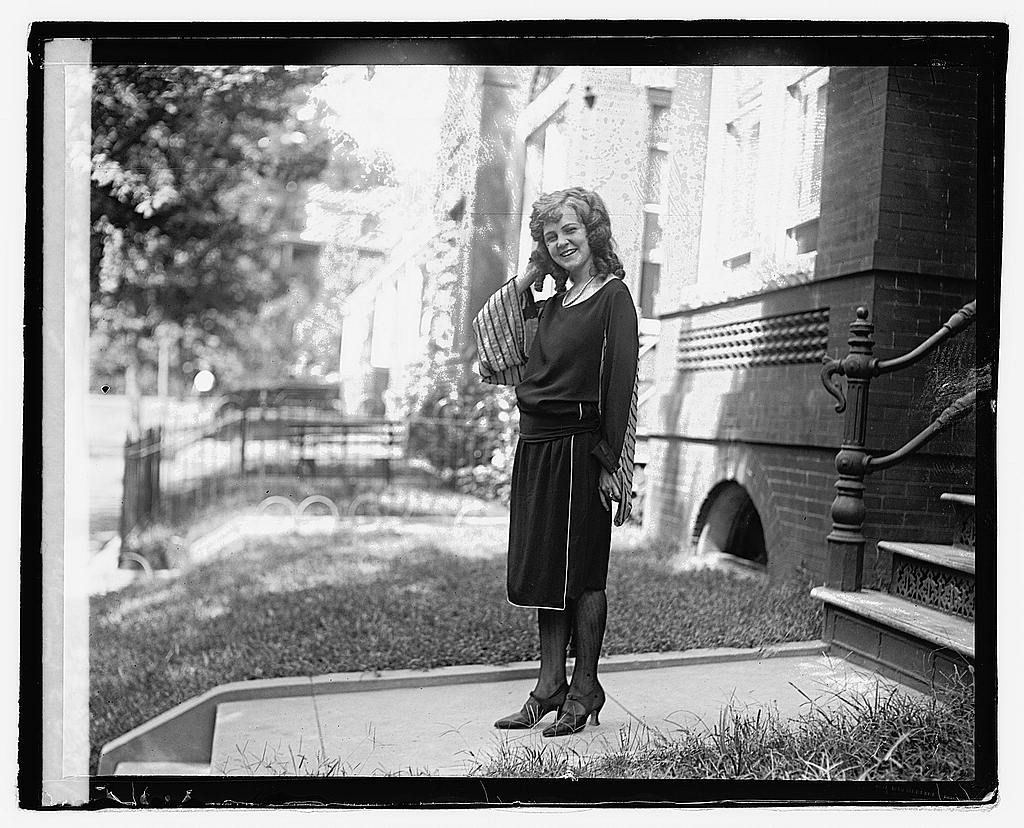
[598,468,621,512]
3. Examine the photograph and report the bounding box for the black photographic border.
[21,19,1005,810]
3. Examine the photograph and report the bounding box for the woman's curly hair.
[527,187,626,293]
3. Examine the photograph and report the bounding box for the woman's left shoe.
[542,683,605,737]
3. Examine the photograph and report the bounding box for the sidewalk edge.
[97,640,825,773]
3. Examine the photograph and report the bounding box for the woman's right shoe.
[494,683,569,729]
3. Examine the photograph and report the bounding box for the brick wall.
[815,66,978,282]
[866,273,977,457]
[651,273,875,448]
[563,66,650,298]
[815,66,889,280]
[643,438,837,580]
[875,67,978,280]
[644,425,970,584]
[644,269,976,580]
[549,67,713,312]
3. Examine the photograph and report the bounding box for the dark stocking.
[569,589,606,695]
[534,606,571,698]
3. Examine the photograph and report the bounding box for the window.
[638,99,670,318]
[696,66,830,294]
[720,114,760,256]
[631,66,677,90]
[648,94,672,142]
[788,70,829,222]
[787,219,819,255]
[723,252,751,271]
[639,263,660,317]
[642,210,663,254]
[645,147,669,203]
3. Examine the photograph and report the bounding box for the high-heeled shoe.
[494,682,569,729]
[542,683,605,737]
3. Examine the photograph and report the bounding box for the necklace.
[562,275,597,307]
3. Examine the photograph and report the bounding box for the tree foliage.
[90,65,332,393]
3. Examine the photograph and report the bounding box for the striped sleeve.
[472,278,538,386]
[591,283,640,527]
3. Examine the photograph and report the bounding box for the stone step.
[878,540,975,575]
[811,586,974,659]
[940,492,975,509]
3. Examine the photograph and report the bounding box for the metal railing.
[819,300,977,590]
[119,405,504,549]
[121,407,409,539]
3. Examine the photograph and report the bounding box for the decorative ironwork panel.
[676,308,830,371]
[891,558,975,620]
[954,507,976,550]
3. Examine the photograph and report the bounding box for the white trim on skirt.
[505,433,573,612]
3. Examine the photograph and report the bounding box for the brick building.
[445,64,978,586]
[642,65,977,584]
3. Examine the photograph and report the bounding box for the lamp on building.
[583,86,596,110]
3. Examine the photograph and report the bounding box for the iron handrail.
[821,300,976,413]
[874,300,976,375]
[817,298,977,591]
[865,390,977,473]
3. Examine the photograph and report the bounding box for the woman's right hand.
[516,246,548,294]
[528,246,550,292]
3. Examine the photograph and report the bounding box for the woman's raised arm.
[472,274,542,387]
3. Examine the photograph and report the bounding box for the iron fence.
[119,406,501,552]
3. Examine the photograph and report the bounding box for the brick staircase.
[812,491,975,690]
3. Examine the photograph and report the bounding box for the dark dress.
[507,278,639,609]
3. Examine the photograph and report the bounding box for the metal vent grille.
[676,308,830,371]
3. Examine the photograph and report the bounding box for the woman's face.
[542,206,594,280]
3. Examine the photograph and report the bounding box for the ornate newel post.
[820,306,877,590]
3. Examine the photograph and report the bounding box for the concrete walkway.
[108,643,915,777]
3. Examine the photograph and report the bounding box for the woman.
[472,187,639,737]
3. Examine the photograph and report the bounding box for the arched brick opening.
[692,481,768,570]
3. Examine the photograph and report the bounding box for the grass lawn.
[89,522,821,773]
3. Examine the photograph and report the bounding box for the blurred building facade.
[442,65,978,584]
[303,185,433,417]
[318,66,535,418]
[431,67,535,363]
